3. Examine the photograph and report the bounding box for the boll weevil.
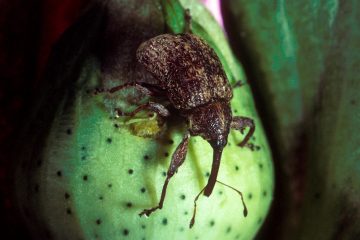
[98,13,255,228]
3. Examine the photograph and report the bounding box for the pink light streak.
[201,0,224,28]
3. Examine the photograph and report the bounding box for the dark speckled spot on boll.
[66,128,72,135]
[96,219,102,225]
[83,175,88,181]
[162,218,168,225]
[128,169,134,175]
[106,137,112,143]
[140,187,146,193]
[209,220,215,227]
[123,229,129,236]
[126,202,133,208]
[56,170,62,177]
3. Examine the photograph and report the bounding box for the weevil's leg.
[94,82,157,96]
[184,8,192,34]
[94,82,166,99]
[231,116,255,147]
[139,133,190,217]
[115,101,170,118]
[105,82,153,95]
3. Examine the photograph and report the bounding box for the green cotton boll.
[16,57,273,240]
[14,1,274,240]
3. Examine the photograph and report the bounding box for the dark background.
[0,1,86,238]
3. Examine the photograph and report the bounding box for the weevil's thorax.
[187,101,232,148]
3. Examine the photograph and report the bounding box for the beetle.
[98,13,254,228]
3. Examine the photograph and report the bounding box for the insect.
[99,12,254,228]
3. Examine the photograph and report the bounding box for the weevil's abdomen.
[137,34,232,110]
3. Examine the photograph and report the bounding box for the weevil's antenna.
[189,185,206,228]
[189,180,247,228]
[216,180,248,217]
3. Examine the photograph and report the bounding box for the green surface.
[15,1,274,240]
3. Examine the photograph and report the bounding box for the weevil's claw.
[139,206,160,217]
[138,211,147,217]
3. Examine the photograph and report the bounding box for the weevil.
[99,12,255,228]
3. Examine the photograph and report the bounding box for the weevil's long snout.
[203,141,225,196]
[186,102,232,197]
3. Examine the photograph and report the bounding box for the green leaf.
[298,1,360,239]
[223,1,360,239]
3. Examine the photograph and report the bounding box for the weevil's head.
[187,101,232,148]
[187,101,232,196]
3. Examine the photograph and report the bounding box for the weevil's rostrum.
[108,33,255,226]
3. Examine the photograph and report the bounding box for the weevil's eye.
[209,136,227,149]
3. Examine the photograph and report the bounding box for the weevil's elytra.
[136,34,233,110]
[101,33,255,227]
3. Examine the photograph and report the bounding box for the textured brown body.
[137,34,233,110]
[133,33,254,226]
